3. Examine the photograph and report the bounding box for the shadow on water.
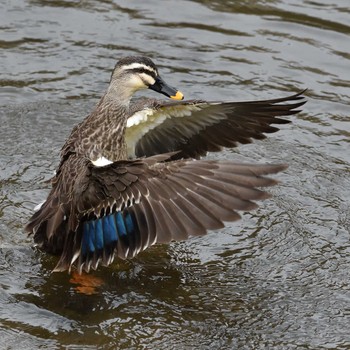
[1,241,243,348]
[1,0,350,349]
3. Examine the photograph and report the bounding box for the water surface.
[1,0,350,349]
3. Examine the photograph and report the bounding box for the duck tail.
[25,195,67,256]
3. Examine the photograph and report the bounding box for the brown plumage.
[25,55,306,273]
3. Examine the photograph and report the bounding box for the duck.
[25,56,306,274]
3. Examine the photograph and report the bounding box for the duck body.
[25,56,306,273]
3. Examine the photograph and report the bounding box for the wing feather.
[126,91,306,159]
[26,152,288,272]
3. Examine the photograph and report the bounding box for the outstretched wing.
[28,153,287,273]
[126,90,306,160]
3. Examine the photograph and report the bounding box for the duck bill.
[149,76,184,100]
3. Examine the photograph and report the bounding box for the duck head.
[109,56,184,101]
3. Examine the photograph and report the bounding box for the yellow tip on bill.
[170,91,184,100]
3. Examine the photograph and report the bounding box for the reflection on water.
[1,0,350,349]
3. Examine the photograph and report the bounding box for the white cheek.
[139,73,155,86]
[127,75,148,89]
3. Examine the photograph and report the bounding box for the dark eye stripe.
[128,68,157,80]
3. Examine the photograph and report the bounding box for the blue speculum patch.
[81,211,135,255]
